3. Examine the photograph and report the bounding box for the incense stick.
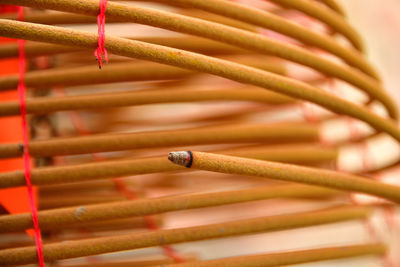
[0,87,293,116]
[0,1,396,266]
[0,206,370,265]
[0,20,397,139]
[0,184,340,232]
[2,0,375,78]
[0,36,244,59]
[168,151,400,203]
[133,0,375,77]
[268,0,363,51]
[0,0,385,101]
[0,123,319,158]
[164,243,386,267]
[0,61,192,91]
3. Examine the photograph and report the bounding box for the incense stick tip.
[168,151,193,168]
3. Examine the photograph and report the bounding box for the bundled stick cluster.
[0,0,398,266]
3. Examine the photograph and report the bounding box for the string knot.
[94,0,108,69]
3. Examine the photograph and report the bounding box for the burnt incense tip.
[168,151,193,168]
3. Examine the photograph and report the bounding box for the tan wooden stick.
[168,151,400,203]
[0,57,285,92]
[0,36,244,59]
[133,0,376,78]
[0,123,319,158]
[0,19,398,140]
[0,87,293,116]
[0,206,371,265]
[268,0,363,51]
[0,0,390,114]
[165,243,386,267]
[0,184,339,232]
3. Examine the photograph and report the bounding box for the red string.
[17,6,45,267]
[63,105,184,263]
[344,124,396,267]
[0,5,18,13]
[94,0,108,69]
[113,179,185,263]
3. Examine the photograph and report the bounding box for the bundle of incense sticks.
[0,0,399,266]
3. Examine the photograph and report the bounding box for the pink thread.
[113,180,185,263]
[94,0,108,69]
[17,6,45,267]
[65,107,184,263]
[0,5,18,13]
[345,135,395,267]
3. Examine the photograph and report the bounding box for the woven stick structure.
[0,0,399,266]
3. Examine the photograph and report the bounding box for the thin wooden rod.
[0,206,371,265]
[133,0,377,78]
[0,61,193,91]
[0,36,245,59]
[2,0,392,116]
[0,142,337,188]
[0,56,285,91]
[10,56,286,90]
[0,88,293,116]
[0,10,256,32]
[316,0,346,16]
[0,21,399,143]
[0,11,120,25]
[38,195,125,210]
[268,0,363,52]
[163,9,258,33]
[1,8,258,33]
[218,143,338,165]
[46,216,163,232]
[0,184,340,232]
[39,180,132,195]
[165,243,386,267]
[2,142,336,189]
[0,123,319,159]
[50,255,197,267]
[0,156,178,188]
[2,0,372,79]
[169,151,400,204]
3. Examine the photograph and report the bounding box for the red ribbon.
[17,6,45,267]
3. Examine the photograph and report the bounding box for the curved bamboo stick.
[0,21,399,143]
[0,87,293,116]
[268,0,363,52]
[134,0,377,78]
[0,36,245,59]
[165,243,386,267]
[168,151,400,204]
[0,184,340,232]
[3,0,374,79]
[2,0,391,114]
[1,8,259,34]
[0,206,371,265]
